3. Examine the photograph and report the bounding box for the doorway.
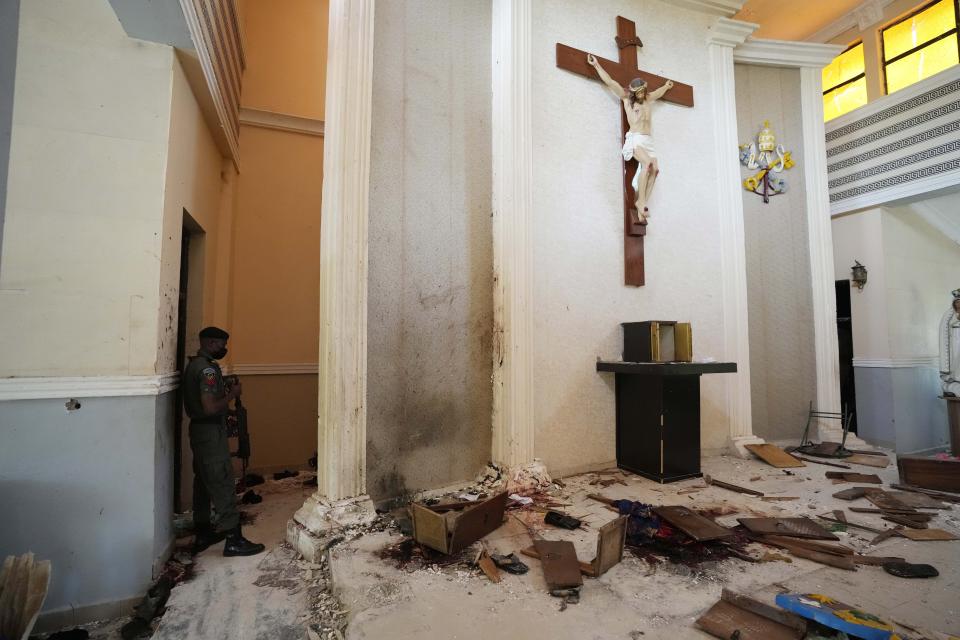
[835,280,857,433]
[174,211,204,512]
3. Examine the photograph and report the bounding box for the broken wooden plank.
[587,493,617,507]
[592,516,627,577]
[533,540,583,590]
[477,550,501,583]
[695,590,807,640]
[737,517,839,540]
[832,486,876,500]
[846,454,890,468]
[886,491,949,510]
[890,482,960,503]
[793,455,852,469]
[882,515,928,529]
[758,535,854,556]
[704,474,764,497]
[895,527,959,541]
[745,444,805,468]
[817,514,885,533]
[521,546,596,577]
[866,491,913,511]
[761,496,800,501]
[825,471,882,484]
[849,507,924,516]
[654,506,733,542]
[749,536,855,570]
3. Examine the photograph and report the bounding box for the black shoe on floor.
[223,527,266,557]
[192,525,226,554]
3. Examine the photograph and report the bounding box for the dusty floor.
[331,454,960,640]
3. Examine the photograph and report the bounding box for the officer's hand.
[228,383,242,399]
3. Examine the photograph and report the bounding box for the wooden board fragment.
[825,471,881,484]
[521,546,596,577]
[882,515,927,529]
[592,516,627,577]
[897,455,960,492]
[477,550,501,583]
[846,454,890,468]
[654,506,733,542]
[886,491,949,509]
[759,535,853,556]
[738,518,838,540]
[852,555,906,566]
[896,527,959,541]
[705,474,764,496]
[866,491,913,511]
[695,590,806,640]
[818,514,884,533]
[832,486,874,500]
[891,482,960,503]
[745,444,805,468]
[533,540,583,589]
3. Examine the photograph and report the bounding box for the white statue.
[939,289,960,396]
[587,53,673,223]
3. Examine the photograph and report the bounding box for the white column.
[732,39,847,443]
[800,66,845,442]
[290,0,375,549]
[490,0,535,468]
[707,18,761,455]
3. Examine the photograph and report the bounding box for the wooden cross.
[556,17,694,287]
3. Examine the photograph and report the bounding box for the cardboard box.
[411,492,508,554]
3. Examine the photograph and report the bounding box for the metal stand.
[795,400,854,458]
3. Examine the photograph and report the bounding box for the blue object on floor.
[775,594,903,640]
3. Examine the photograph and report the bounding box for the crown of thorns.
[628,78,648,92]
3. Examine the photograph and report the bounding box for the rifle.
[225,375,251,491]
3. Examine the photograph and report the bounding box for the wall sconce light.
[851,260,868,290]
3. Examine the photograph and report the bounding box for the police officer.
[183,326,265,556]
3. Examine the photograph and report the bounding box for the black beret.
[199,326,230,340]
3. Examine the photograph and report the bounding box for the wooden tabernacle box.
[623,321,692,363]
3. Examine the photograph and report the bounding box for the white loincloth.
[622,132,656,192]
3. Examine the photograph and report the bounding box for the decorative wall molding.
[490,0,535,468]
[227,363,319,375]
[661,0,746,18]
[853,356,939,368]
[708,33,756,444]
[806,0,897,43]
[707,18,758,48]
[239,107,325,137]
[801,66,843,421]
[0,372,180,401]
[733,38,842,68]
[825,69,960,215]
[179,0,245,166]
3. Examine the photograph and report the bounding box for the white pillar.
[490,0,535,468]
[707,18,761,455]
[290,0,375,549]
[800,66,845,442]
[732,39,847,443]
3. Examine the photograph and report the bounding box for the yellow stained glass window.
[886,36,960,92]
[824,78,869,121]
[882,0,959,94]
[823,43,868,121]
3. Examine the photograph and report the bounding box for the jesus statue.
[587,53,673,223]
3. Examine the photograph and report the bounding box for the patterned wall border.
[827,120,960,173]
[825,78,960,143]
[826,100,960,158]
[828,140,960,188]
[830,158,960,202]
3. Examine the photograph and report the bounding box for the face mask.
[215,347,228,360]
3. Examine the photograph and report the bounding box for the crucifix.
[556,17,694,287]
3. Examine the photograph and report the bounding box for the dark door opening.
[835,280,857,434]
[173,227,191,512]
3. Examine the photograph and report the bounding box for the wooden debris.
[654,506,733,542]
[695,589,807,640]
[825,471,882,484]
[751,539,855,571]
[533,540,583,590]
[793,455,852,469]
[866,491,913,511]
[761,496,799,502]
[897,455,960,492]
[852,554,906,566]
[832,510,847,523]
[591,516,627,576]
[476,549,501,583]
[882,514,927,529]
[757,535,854,556]
[895,527,959,541]
[817,514,884,533]
[845,454,890,468]
[832,486,876,500]
[745,444,805,468]
[886,491,949,510]
[737,517,838,540]
[890,482,960,503]
[521,546,596,577]
[0,553,51,640]
[704,474,764,497]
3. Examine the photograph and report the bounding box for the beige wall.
[0,0,174,377]
[239,0,327,120]
[229,0,327,471]
[735,63,818,442]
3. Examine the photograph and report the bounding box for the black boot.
[223,526,265,557]
[192,524,226,554]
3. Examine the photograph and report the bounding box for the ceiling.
[734,0,866,41]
